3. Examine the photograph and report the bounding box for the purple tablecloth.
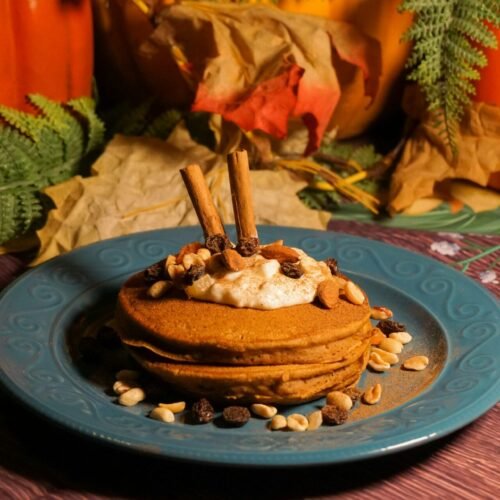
[0,222,498,499]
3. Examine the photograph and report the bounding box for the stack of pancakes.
[115,273,372,404]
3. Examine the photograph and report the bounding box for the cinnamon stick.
[227,150,259,255]
[180,164,229,252]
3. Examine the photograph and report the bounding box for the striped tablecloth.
[0,223,498,499]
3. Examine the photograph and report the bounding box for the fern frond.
[0,95,104,245]
[144,109,182,138]
[400,0,500,155]
[68,97,106,153]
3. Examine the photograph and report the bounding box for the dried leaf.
[390,96,500,215]
[32,124,329,265]
[145,2,380,154]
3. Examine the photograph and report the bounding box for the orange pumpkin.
[474,25,500,107]
[278,0,413,138]
[0,0,93,112]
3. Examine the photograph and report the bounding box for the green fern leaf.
[0,94,104,245]
[144,109,182,138]
[400,0,500,155]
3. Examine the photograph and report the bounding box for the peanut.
[363,383,382,405]
[158,401,186,413]
[307,410,323,431]
[389,331,413,344]
[118,387,146,407]
[345,281,365,305]
[379,337,403,354]
[167,263,185,280]
[165,254,176,266]
[370,306,393,320]
[269,414,287,430]
[112,380,138,395]
[287,413,309,432]
[182,253,204,270]
[403,355,429,371]
[326,391,353,411]
[371,347,399,365]
[147,280,172,299]
[150,407,175,423]
[176,242,202,264]
[368,352,391,372]
[251,404,278,419]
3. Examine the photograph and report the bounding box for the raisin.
[376,320,406,335]
[205,234,231,254]
[96,325,121,349]
[321,405,349,425]
[144,260,166,283]
[325,258,339,276]
[343,387,362,403]
[184,264,205,285]
[236,237,259,257]
[281,262,303,279]
[191,398,215,424]
[222,406,251,427]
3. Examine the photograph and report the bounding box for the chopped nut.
[184,264,206,285]
[325,258,339,276]
[260,244,300,263]
[326,391,353,411]
[403,355,429,371]
[147,280,173,299]
[150,407,175,423]
[280,262,303,279]
[182,252,204,270]
[363,383,382,405]
[317,280,340,309]
[118,387,146,407]
[379,337,404,354]
[370,327,386,345]
[307,410,323,431]
[222,406,251,427]
[251,404,278,419]
[370,306,393,320]
[167,263,185,280]
[191,398,214,424]
[236,237,259,256]
[196,248,212,261]
[176,242,202,264]
[269,414,287,430]
[143,260,166,283]
[287,413,309,431]
[221,248,246,271]
[321,405,348,425]
[166,254,177,266]
[371,346,399,365]
[112,380,138,395]
[368,352,391,372]
[389,331,413,344]
[205,234,231,254]
[376,319,406,334]
[158,401,186,413]
[344,281,365,305]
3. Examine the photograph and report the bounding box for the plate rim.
[0,225,498,467]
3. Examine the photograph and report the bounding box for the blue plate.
[0,226,498,466]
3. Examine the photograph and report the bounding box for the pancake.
[116,272,372,366]
[129,346,371,405]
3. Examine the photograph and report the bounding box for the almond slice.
[221,248,246,271]
[317,280,340,309]
[260,244,299,263]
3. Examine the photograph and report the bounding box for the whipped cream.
[185,248,331,310]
